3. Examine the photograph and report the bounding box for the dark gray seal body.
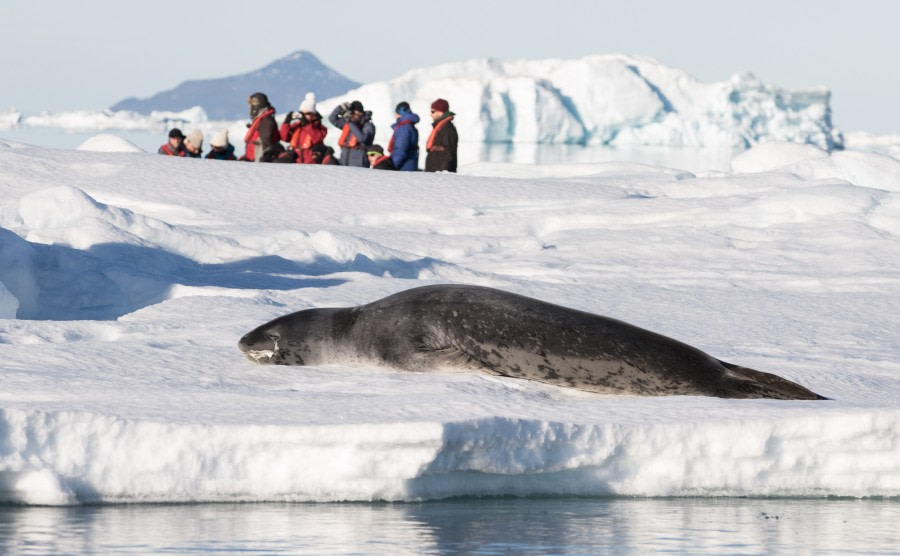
[238,284,825,400]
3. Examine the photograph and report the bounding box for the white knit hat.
[210,128,229,148]
[186,130,203,148]
[298,92,317,113]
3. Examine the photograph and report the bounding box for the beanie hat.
[395,101,411,114]
[299,92,317,113]
[168,128,186,139]
[431,98,450,113]
[211,128,229,148]
[366,144,385,156]
[186,130,203,148]
[350,100,364,113]
[249,92,270,108]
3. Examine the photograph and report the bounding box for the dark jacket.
[328,105,375,168]
[371,155,395,170]
[205,144,237,160]
[424,113,458,173]
[389,110,420,171]
[242,108,283,162]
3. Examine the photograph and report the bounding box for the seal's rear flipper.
[719,362,829,400]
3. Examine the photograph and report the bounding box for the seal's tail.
[718,361,828,400]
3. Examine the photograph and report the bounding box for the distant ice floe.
[0,108,22,130]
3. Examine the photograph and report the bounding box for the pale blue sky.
[3,0,898,133]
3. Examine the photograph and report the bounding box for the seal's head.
[238,308,344,365]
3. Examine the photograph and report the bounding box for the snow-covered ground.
[0,137,898,505]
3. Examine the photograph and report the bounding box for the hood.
[393,111,421,128]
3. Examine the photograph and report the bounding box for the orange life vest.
[426,116,454,152]
[338,123,360,149]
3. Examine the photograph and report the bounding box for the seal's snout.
[238,328,279,364]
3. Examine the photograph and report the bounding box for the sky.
[2,0,899,134]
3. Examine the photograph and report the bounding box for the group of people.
[157,92,458,172]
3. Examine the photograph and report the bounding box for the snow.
[0,108,21,130]
[3,54,843,152]
[0,137,898,505]
[732,141,900,192]
[76,133,145,153]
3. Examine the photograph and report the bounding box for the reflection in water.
[1,126,739,173]
[1,498,897,555]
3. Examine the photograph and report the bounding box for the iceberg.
[320,54,843,149]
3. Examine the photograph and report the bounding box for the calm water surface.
[1,498,897,555]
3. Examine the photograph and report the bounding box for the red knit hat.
[431,98,450,113]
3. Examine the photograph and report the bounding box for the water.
[0,126,740,173]
[1,498,897,555]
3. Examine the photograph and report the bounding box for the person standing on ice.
[240,92,284,162]
[205,129,237,160]
[366,144,395,170]
[328,100,375,167]
[158,128,187,156]
[184,130,204,158]
[424,98,458,173]
[277,92,328,164]
[387,101,420,171]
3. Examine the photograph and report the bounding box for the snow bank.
[320,55,841,149]
[76,134,145,153]
[0,227,39,318]
[0,144,898,504]
[732,142,900,192]
[2,408,897,505]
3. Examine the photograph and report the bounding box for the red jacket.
[279,120,328,164]
[243,108,279,162]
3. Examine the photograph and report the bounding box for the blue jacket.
[389,110,420,171]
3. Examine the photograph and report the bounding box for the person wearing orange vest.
[277,92,328,164]
[424,98,458,173]
[240,92,284,162]
[158,128,187,156]
[328,100,375,167]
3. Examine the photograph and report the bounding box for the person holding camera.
[277,92,328,164]
[328,100,375,167]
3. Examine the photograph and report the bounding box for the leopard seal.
[238,284,825,400]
